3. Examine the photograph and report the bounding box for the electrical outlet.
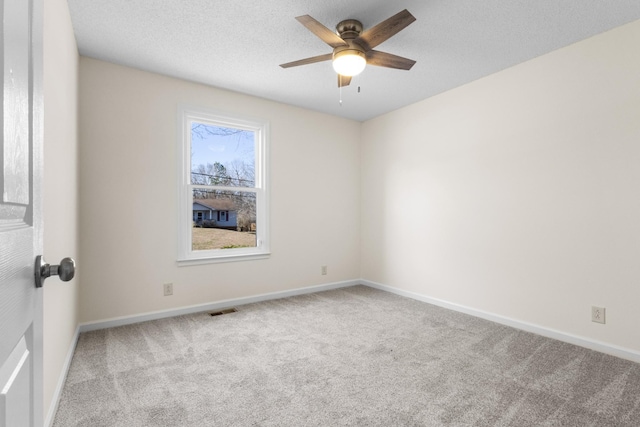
[321,266,327,275]
[163,283,173,296]
[591,306,605,324]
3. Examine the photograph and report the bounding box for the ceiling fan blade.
[338,75,352,87]
[355,9,416,51]
[280,53,333,68]
[296,15,349,48]
[366,50,416,70]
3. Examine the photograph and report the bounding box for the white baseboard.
[78,278,640,363]
[361,279,640,364]
[79,279,360,333]
[45,325,80,427]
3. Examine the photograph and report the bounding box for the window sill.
[177,251,271,266]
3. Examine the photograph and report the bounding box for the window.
[178,106,269,264]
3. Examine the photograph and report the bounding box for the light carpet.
[53,285,640,426]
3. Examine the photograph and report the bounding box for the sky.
[191,123,255,168]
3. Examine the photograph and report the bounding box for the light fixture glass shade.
[332,50,366,77]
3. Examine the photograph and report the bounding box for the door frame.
[30,0,44,424]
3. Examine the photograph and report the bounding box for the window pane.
[192,190,257,251]
[191,123,255,188]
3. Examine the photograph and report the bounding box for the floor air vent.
[209,308,237,316]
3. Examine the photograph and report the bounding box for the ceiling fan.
[280,9,417,87]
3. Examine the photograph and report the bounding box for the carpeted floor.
[53,285,640,426]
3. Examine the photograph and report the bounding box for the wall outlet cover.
[163,283,173,296]
[591,306,605,324]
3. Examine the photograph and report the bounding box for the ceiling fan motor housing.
[336,19,363,40]
[332,41,365,60]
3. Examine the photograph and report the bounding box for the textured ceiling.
[67,0,640,122]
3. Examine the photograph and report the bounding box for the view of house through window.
[191,123,257,251]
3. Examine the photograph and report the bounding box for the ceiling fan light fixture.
[332,49,366,77]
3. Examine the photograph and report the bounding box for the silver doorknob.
[35,255,75,288]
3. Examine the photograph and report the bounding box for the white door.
[0,0,44,426]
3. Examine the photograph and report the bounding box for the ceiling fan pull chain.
[339,80,343,106]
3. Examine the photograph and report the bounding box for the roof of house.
[193,198,236,211]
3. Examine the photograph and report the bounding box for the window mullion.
[189,184,258,194]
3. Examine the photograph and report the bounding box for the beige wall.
[78,58,361,323]
[42,0,80,420]
[361,20,640,353]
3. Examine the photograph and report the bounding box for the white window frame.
[177,105,270,265]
